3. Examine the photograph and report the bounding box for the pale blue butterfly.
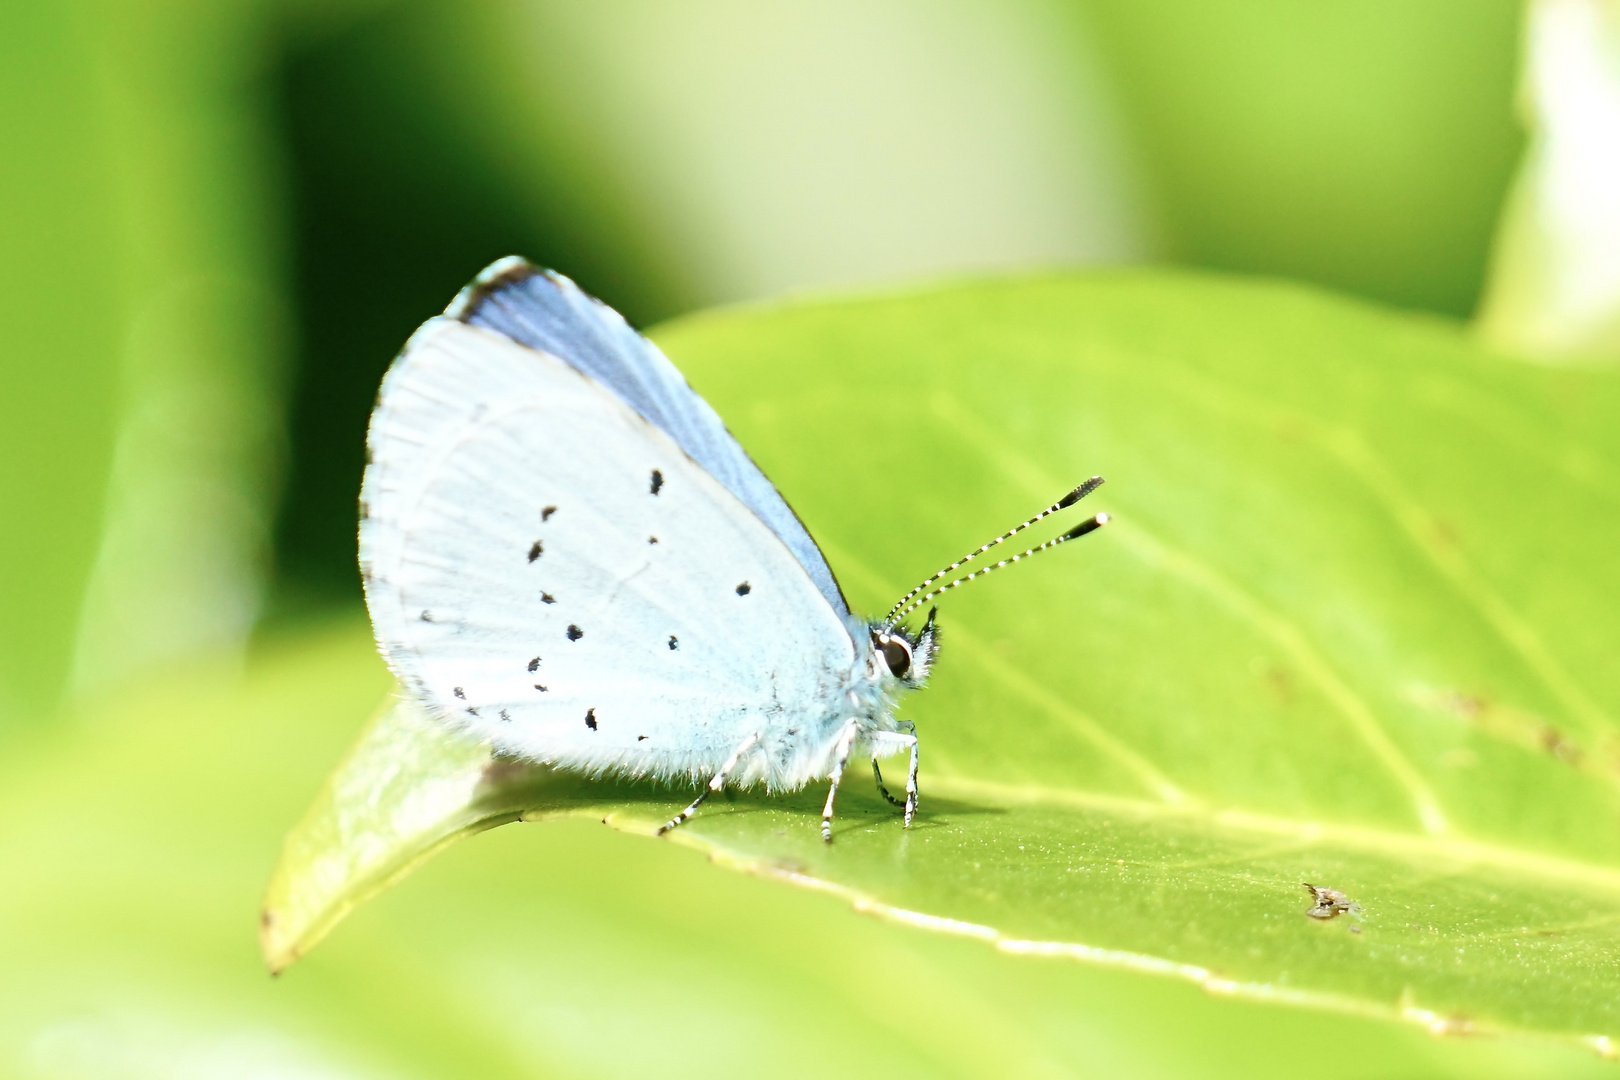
[359,257,1107,841]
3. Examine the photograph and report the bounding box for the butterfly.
[359,257,1108,841]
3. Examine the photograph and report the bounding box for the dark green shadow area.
[268,2,694,615]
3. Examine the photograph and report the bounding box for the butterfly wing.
[360,318,860,789]
[447,258,851,619]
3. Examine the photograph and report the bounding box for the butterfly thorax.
[713,612,937,794]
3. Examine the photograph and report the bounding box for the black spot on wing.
[650,469,664,495]
[585,708,597,730]
[542,505,557,521]
[735,582,751,596]
[528,540,543,562]
[567,624,583,641]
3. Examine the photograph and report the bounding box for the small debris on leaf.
[1303,882,1360,920]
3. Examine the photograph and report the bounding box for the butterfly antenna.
[883,477,1107,629]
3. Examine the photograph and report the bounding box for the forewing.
[447,258,851,618]
[360,320,857,784]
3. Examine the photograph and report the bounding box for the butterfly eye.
[875,632,912,678]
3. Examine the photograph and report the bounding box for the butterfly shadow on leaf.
[477,755,1004,842]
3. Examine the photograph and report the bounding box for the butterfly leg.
[902,733,919,828]
[821,718,861,842]
[658,732,760,835]
[870,732,920,828]
[872,759,906,807]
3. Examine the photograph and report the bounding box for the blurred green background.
[10,0,1618,1075]
[2,0,1530,715]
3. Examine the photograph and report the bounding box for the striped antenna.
[886,513,1110,627]
[883,476,1106,628]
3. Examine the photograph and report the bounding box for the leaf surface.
[266,271,1620,1054]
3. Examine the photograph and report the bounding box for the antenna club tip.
[1061,513,1110,541]
[1058,475,1106,508]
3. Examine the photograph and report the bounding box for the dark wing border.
[445,256,851,619]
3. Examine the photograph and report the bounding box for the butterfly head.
[870,606,939,687]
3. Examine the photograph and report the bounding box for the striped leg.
[658,732,760,835]
[821,718,861,842]
[871,732,920,828]
[901,734,919,828]
[873,758,906,807]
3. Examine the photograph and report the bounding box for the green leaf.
[266,271,1620,1058]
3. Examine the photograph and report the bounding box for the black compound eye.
[877,633,912,678]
